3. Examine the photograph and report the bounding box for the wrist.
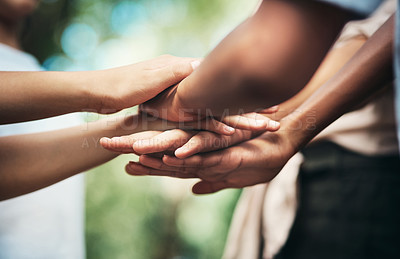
[173,85,200,121]
[50,71,97,113]
[78,70,118,114]
[279,107,320,153]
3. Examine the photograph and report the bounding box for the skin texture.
[0,55,200,124]
[0,114,183,201]
[101,106,281,158]
[0,2,209,126]
[104,15,394,194]
[140,0,352,121]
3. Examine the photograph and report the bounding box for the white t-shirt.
[0,43,85,259]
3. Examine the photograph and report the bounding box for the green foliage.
[85,156,241,259]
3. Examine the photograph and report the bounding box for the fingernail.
[269,121,280,128]
[191,60,201,70]
[100,137,110,143]
[175,146,189,156]
[176,146,186,153]
[224,125,235,134]
[255,120,267,127]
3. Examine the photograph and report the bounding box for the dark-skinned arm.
[142,0,353,121]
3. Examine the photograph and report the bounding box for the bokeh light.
[61,23,99,60]
[110,1,148,36]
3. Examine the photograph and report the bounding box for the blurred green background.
[26,0,259,258]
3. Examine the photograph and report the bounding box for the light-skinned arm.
[0,55,198,124]
[0,114,175,201]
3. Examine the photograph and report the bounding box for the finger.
[100,131,162,154]
[157,58,201,86]
[260,105,279,114]
[182,118,235,136]
[142,152,170,159]
[139,155,195,173]
[176,129,255,159]
[100,136,136,153]
[201,118,235,135]
[163,154,234,182]
[239,113,280,132]
[241,113,280,132]
[165,145,253,174]
[174,131,235,159]
[163,152,223,168]
[153,55,201,70]
[222,113,268,131]
[133,130,195,154]
[175,131,218,159]
[125,161,197,179]
[192,181,231,194]
[222,113,280,131]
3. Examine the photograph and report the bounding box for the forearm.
[0,114,169,200]
[174,0,352,117]
[0,55,198,124]
[276,37,367,120]
[0,71,99,124]
[283,15,394,150]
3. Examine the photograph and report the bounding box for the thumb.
[158,59,202,86]
[192,180,229,195]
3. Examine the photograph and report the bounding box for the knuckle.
[170,63,189,80]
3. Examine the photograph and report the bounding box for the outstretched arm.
[0,55,198,124]
[0,114,174,201]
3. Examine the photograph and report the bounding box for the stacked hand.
[99,54,286,195]
[100,105,289,194]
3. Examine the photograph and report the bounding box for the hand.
[100,108,281,157]
[133,128,254,159]
[124,129,296,194]
[141,87,281,131]
[123,107,281,157]
[87,55,200,113]
[102,127,253,158]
